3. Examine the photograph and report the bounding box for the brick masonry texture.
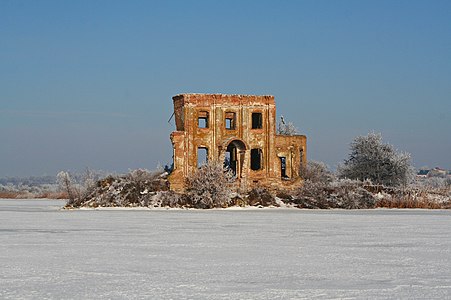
[168,94,307,192]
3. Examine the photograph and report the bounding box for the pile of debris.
[63,166,281,209]
[62,165,450,210]
[64,169,170,208]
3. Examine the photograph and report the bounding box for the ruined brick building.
[168,94,307,192]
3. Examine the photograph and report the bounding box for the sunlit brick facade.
[168,94,307,192]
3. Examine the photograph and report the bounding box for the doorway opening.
[225,140,246,177]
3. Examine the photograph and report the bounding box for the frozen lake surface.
[1,199,450,299]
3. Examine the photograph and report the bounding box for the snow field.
[0,199,450,299]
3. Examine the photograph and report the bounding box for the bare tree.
[277,115,299,135]
[57,171,76,203]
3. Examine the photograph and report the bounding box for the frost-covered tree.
[277,116,299,135]
[58,169,107,207]
[185,161,234,208]
[57,171,77,202]
[338,132,413,186]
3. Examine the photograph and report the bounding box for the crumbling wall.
[168,94,307,192]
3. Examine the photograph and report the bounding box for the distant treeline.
[0,175,57,186]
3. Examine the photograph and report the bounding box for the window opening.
[197,147,208,167]
[280,157,288,178]
[251,148,262,170]
[252,112,263,129]
[198,111,209,128]
[225,112,236,130]
[299,148,305,177]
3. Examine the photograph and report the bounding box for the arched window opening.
[225,140,246,177]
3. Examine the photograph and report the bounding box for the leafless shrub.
[300,160,335,183]
[293,180,334,209]
[228,193,249,207]
[361,172,450,209]
[57,171,79,206]
[57,169,102,207]
[292,161,339,208]
[414,176,451,191]
[0,190,20,199]
[292,177,376,209]
[330,179,376,209]
[156,190,187,208]
[375,184,451,209]
[276,190,293,202]
[247,187,278,207]
[185,161,234,208]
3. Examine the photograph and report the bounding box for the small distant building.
[168,94,307,192]
[427,167,448,178]
[416,169,430,178]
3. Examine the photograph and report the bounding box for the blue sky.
[1,0,450,177]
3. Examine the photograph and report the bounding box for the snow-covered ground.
[1,199,450,299]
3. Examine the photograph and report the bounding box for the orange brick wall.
[168,94,307,192]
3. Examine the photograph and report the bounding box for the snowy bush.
[338,132,414,186]
[329,179,376,209]
[293,178,376,209]
[185,161,234,208]
[300,160,335,183]
[294,180,332,208]
[414,176,451,190]
[374,185,451,209]
[290,161,336,208]
[293,160,376,209]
